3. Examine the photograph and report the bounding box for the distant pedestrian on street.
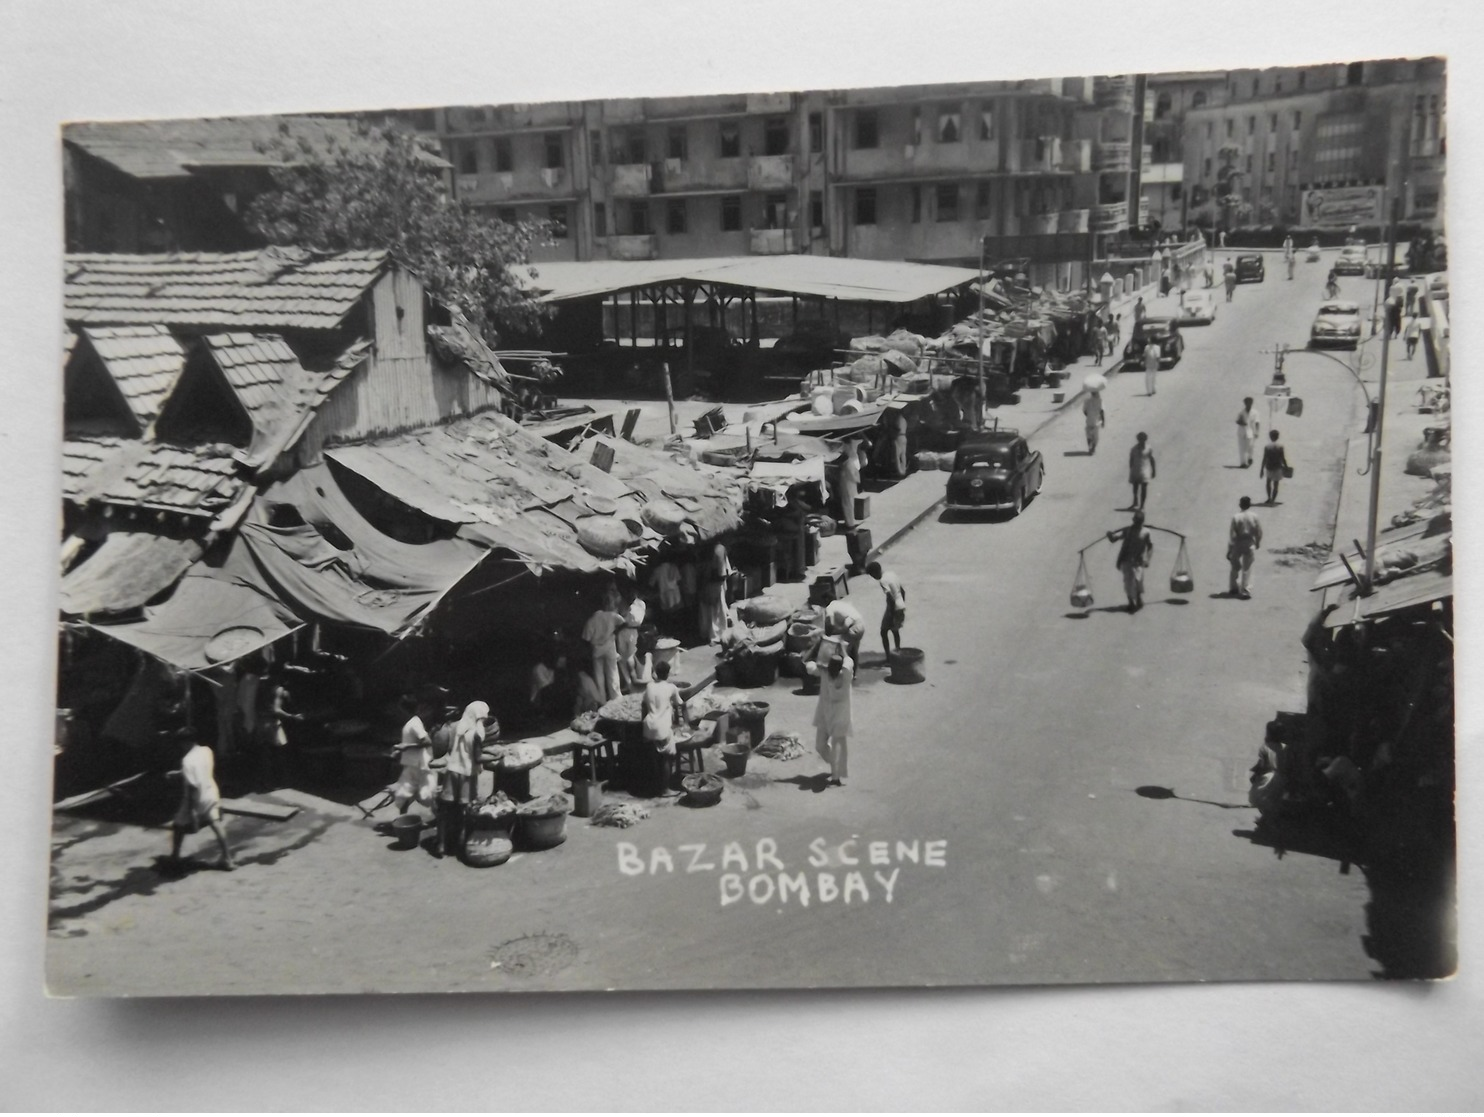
[1107,510,1153,613]
[1142,338,1161,396]
[167,731,235,873]
[1083,387,1105,454]
[1223,268,1238,303]
[1282,234,1294,259]
[865,561,906,656]
[1203,262,1214,288]
[1091,319,1108,365]
[1159,268,1172,297]
[1386,292,1403,337]
[1133,296,1146,325]
[1127,432,1156,510]
[808,651,854,787]
[434,700,493,859]
[1261,429,1291,505]
[1227,496,1264,599]
[1219,229,1228,248]
[1405,280,1419,316]
[582,598,625,701]
[1404,316,1422,360]
[1236,396,1261,467]
[1107,313,1121,347]
[390,694,438,815]
[1286,254,1295,280]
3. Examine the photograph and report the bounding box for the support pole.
[1362,195,1402,592]
[662,360,676,436]
[976,235,986,430]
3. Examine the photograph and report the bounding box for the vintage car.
[944,430,1044,517]
[1177,290,1219,325]
[1332,245,1367,276]
[1234,253,1266,282]
[1122,317,1186,368]
[1309,300,1363,350]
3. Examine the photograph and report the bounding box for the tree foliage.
[245,121,553,344]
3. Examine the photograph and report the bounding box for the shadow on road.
[777,773,832,794]
[1136,785,1249,810]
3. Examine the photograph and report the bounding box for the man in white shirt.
[168,731,235,872]
[582,602,625,703]
[865,562,907,657]
[1236,396,1261,467]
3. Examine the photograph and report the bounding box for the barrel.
[887,647,926,684]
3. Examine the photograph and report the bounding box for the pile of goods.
[716,594,792,687]
[515,793,571,851]
[756,732,806,762]
[596,692,645,723]
[463,792,518,868]
[680,773,724,807]
[589,802,652,829]
[569,710,600,735]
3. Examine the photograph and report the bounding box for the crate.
[853,494,871,521]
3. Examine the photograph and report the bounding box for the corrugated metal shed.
[64,247,388,330]
[520,256,982,305]
[79,324,186,429]
[64,116,451,180]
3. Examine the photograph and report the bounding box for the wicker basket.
[680,773,724,807]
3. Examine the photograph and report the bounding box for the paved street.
[48,256,1405,995]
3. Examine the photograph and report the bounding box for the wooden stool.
[675,732,707,776]
[571,736,615,782]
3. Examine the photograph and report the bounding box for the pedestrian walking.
[1404,316,1422,360]
[1107,510,1154,613]
[698,542,734,645]
[1286,254,1295,280]
[1282,233,1294,259]
[1405,279,1419,316]
[1223,268,1238,303]
[1083,387,1105,454]
[640,660,687,796]
[1203,262,1214,288]
[1107,313,1121,347]
[1236,396,1261,467]
[1260,429,1291,505]
[257,669,300,792]
[1127,432,1156,510]
[1091,319,1108,365]
[1227,496,1264,599]
[1159,268,1172,297]
[167,731,236,872]
[808,651,854,787]
[390,694,438,815]
[1218,230,1227,248]
[865,561,906,656]
[1142,338,1161,396]
[582,597,625,701]
[1325,269,1340,299]
[615,584,646,693]
[434,700,493,859]
[1386,291,1403,337]
[1133,296,1146,325]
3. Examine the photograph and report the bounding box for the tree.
[245,121,553,344]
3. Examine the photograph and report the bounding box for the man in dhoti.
[1236,396,1261,467]
[808,651,854,788]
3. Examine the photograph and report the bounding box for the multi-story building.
[1181,57,1444,231]
[1140,72,1231,232]
[426,77,1144,284]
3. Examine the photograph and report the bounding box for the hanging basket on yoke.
[1169,538,1195,595]
[1070,553,1095,610]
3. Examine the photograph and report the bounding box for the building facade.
[425,77,1144,281]
[1140,72,1231,232]
[1180,58,1444,230]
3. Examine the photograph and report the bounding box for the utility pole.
[976,234,986,430]
[1362,194,1402,592]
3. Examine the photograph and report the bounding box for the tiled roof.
[63,115,450,180]
[62,437,126,500]
[80,324,186,428]
[203,332,301,416]
[86,441,248,515]
[64,247,388,331]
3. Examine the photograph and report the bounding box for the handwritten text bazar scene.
[616,836,948,907]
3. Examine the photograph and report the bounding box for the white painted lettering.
[808,837,829,868]
[680,843,714,873]
[924,840,948,867]
[895,840,920,864]
[843,871,870,904]
[755,837,785,873]
[873,868,900,903]
[616,842,645,876]
[721,841,748,872]
[868,841,890,866]
[719,873,745,906]
[817,872,840,903]
[839,838,860,866]
[748,874,776,905]
[778,872,811,907]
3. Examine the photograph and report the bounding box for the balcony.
[606,234,658,260]
[1140,144,1154,169]
[749,228,798,254]
[747,154,795,191]
[610,163,651,197]
[1091,200,1129,232]
[455,170,569,204]
[1016,137,1062,173]
[1060,139,1093,173]
[1025,212,1061,234]
[1093,76,1135,112]
[1094,141,1132,172]
[653,157,748,193]
[1057,208,1090,233]
[1060,76,1094,103]
[746,92,793,114]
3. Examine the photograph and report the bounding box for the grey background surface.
[3,0,1481,1109]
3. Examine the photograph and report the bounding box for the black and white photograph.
[4,1,1481,1109]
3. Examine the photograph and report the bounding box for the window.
[979,107,994,141]
[720,195,742,231]
[1203,157,1212,179]
[911,108,922,146]
[1225,119,1234,138]
[1293,111,1302,129]
[1269,114,1278,132]
[764,193,787,229]
[459,143,478,175]
[1206,121,1213,138]
[628,201,650,236]
[666,199,687,235]
[809,189,823,230]
[1347,62,1364,86]
[1298,70,1307,90]
[1266,152,1275,173]
[667,126,687,161]
[935,183,959,222]
[543,132,564,169]
[1275,76,1283,94]
[764,116,789,156]
[1192,90,1207,109]
[593,201,607,237]
[493,137,512,173]
[1251,78,1259,97]
[719,121,741,158]
[1247,116,1256,135]
[1155,91,1172,119]
[854,187,877,225]
[496,207,517,224]
[1245,154,1253,174]
[809,112,823,153]
[549,205,568,238]
[975,181,991,220]
[589,130,603,165]
[911,185,922,223]
[854,109,879,149]
[618,128,646,165]
[937,108,961,143]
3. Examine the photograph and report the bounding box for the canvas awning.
[60,532,204,616]
[1323,567,1452,628]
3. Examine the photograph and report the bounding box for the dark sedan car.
[1234,253,1266,282]
[1122,317,1185,368]
[945,430,1044,516]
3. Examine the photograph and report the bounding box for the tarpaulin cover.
[60,531,203,616]
[568,433,745,540]
[85,537,302,671]
[1324,567,1452,628]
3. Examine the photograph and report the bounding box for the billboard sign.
[1301,185,1384,228]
